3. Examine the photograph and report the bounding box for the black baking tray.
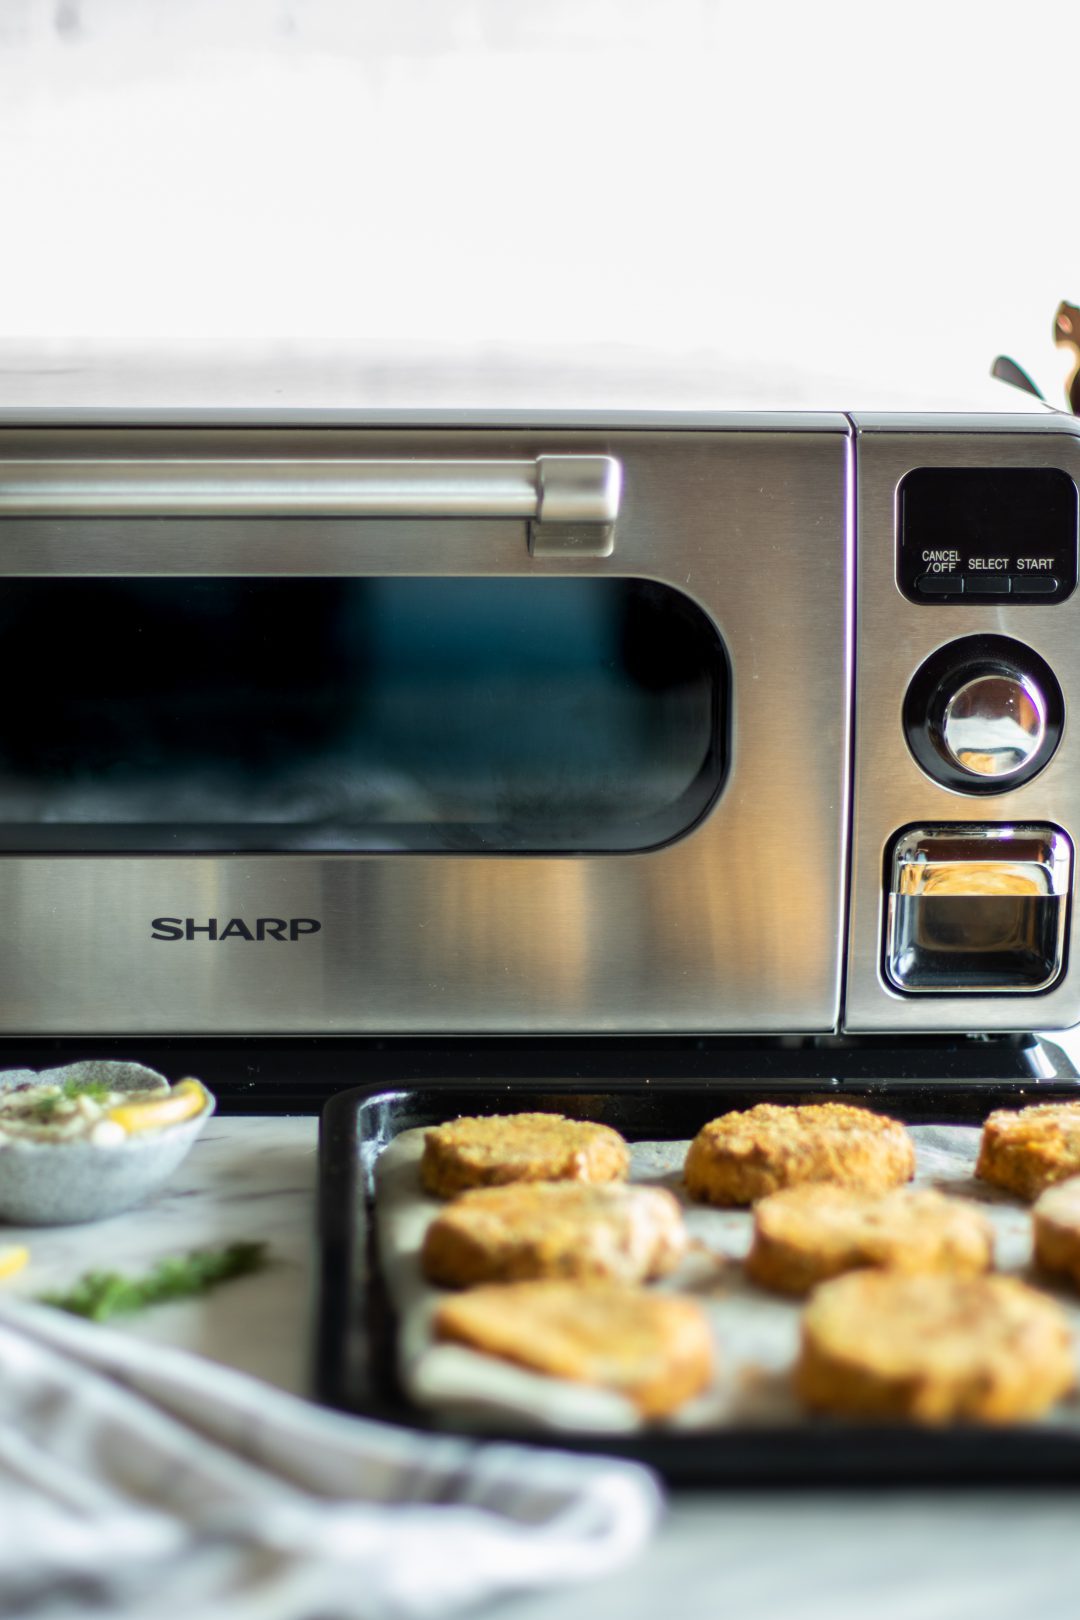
[316,1073,1080,1486]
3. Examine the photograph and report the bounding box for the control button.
[1010,574,1058,594]
[941,673,1046,777]
[903,634,1064,794]
[885,824,1072,995]
[916,573,963,595]
[965,573,1011,595]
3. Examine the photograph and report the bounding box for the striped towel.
[0,1298,661,1620]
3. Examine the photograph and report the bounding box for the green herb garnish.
[38,1242,269,1321]
[22,1078,114,1124]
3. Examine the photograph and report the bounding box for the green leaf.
[38,1242,270,1322]
[21,1077,115,1124]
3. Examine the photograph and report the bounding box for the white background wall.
[1,0,1079,408]
[4,1,1080,1065]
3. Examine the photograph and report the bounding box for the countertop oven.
[0,408,1077,1043]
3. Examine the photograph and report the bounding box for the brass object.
[1054,301,1080,412]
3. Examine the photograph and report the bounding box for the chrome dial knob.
[903,635,1065,795]
[940,672,1047,778]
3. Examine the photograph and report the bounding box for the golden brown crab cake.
[421,1182,687,1288]
[419,1113,630,1199]
[977,1103,1080,1201]
[433,1279,714,1418]
[684,1102,914,1207]
[745,1184,994,1296]
[795,1271,1074,1423]
[1034,1177,1080,1288]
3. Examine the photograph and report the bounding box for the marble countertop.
[2,1114,320,1396]
[10,1114,1080,1620]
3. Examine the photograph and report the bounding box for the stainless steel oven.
[0,409,1077,1037]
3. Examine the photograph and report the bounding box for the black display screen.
[897,467,1079,604]
[0,577,726,853]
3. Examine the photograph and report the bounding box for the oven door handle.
[0,454,622,557]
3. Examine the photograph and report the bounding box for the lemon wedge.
[107,1079,208,1135]
[0,1246,29,1282]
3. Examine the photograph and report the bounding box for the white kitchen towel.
[0,1297,662,1620]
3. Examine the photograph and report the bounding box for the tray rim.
[315,1075,1080,1486]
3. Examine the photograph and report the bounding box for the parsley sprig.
[38,1242,269,1321]
[23,1078,114,1124]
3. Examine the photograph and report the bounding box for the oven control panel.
[897,467,1078,604]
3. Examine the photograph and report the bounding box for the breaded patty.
[420,1113,629,1199]
[796,1271,1074,1423]
[684,1102,914,1207]
[745,1184,994,1296]
[421,1182,687,1287]
[433,1279,714,1418]
[1034,1177,1080,1288]
[977,1103,1080,1201]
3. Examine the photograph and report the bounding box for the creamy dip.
[0,1076,206,1146]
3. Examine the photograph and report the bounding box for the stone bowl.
[0,1060,216,1225]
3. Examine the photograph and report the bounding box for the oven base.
[0,1033,1071,1111]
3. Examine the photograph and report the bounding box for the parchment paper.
[374,1124,1080,1433]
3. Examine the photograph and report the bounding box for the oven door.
[0,420,850,1034]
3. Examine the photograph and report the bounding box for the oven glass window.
[0,578,725,853]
